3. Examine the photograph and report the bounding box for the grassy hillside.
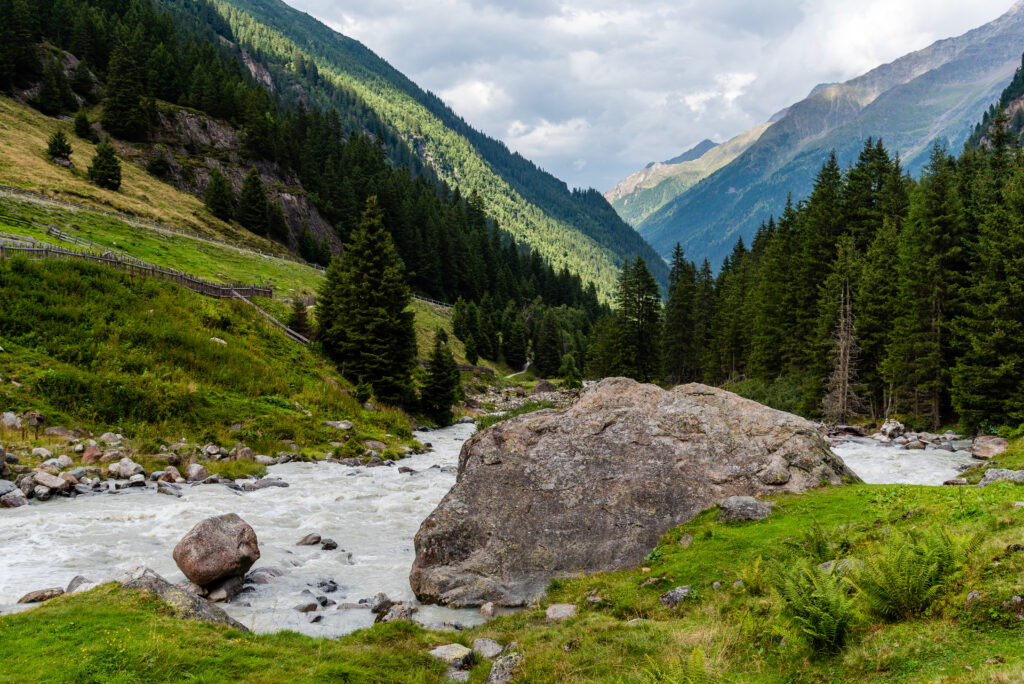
[0,258,414,452]
[207,0,668,296]
[0,97,295,256]
[5,471,1024,681]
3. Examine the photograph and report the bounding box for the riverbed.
[0,424,979,636]
[0,423,482,636]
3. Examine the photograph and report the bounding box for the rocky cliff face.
[410,378,858,607]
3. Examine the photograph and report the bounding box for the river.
[0,423,483,636]
[0,424,978,636]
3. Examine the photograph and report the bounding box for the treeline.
[590,117,1024,433]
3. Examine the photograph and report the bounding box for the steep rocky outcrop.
[411,378,858,607]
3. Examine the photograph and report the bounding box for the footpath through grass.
[5,478,1024,682]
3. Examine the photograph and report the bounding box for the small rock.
[473,638,504,659]
[377,604,417,623]
[479,601,495,618]
[324,420,353,431]
[17,587,64,603]
[33,485,52,501]
[712,581,722,590]
[0,489,28,508]
[210,337,227,346]
[979,469,1024,487]
[880,419,905,438]
[718,496,773,522]
[659,586,692,607]
[33,472,68,491]
[246,567,286,584]
[254,455,275,466]
[297,533,321,546]
[487,652,524,684]
[294,601,319,613]
[974,435,1009,460]
[446,669,470,683]
[370,591,394,614]
[429,644,474,670]
[31,447,53,459]
[966,590,982,608]
[585,595,603,606]
[943,478,969,486]
[733,580,744,588]
[157,481,182,497]
[206,576,245,602]
[186,464,207,482]
[679,532,693,548]
[66,576,96,594]
[545,603,576,621]
[321,539,338,551]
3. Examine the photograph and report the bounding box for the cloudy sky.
[288,0,1014,191]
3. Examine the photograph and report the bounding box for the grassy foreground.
[5,475,1024,683]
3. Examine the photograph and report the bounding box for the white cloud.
[287,0,1014,190]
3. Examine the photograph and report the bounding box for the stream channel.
[0,423,976,636]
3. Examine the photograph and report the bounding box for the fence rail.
[0,242,273,300]
[232,290,310,346]
[0,184,326,272]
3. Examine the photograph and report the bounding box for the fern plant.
[785,521,850,563]
[773,560,856,654]
[855,528,981,620]
[640,648,712,683]
[738,556,770,596]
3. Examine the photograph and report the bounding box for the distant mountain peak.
[663,139,720,165]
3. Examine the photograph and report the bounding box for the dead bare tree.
[823,277,866,423]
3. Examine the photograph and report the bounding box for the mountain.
[605,123,771,228]
[631,1,1024,267]
[210,0,668,294]
[663,139,719,165]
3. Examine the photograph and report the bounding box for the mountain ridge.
[626,2,1024,267]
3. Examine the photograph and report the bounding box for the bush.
[774,559,856,654]
[74,110,96,141]
[786,521,851,564]
[855,529,980,620]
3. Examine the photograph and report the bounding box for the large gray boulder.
[410,378,858,607]
[172,513,260,586]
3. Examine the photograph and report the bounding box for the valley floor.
[4,469,1024,682]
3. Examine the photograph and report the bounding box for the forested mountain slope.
[635,1,1024,268]
[210,0,668,295]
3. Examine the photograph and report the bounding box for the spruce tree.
[819,236,865,422]
[662,243,697,384]
[615,256,663,382]
[236,168,268,235]
[36,58,75,115]
[421,332,462,426]
[287,299,311,339]
[46,129,72,160]
[204,169,234,221]
[502,317,528,371]
[73,110,95,141]
[884,143,966,429]
[102,41,148,140]
[534,309,563,377]
[87,139,121,190]
[856,217,901,420]
[316,196,417,407]
[267,200,289,242]
[71,60,94,101]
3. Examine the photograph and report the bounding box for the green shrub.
[738,556,770,596]
[640,648,712,683]
[773,560,856,654]
[786,522,851,564]
[855,529,980,621]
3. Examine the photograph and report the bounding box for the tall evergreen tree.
[102,41,149,140]
[87,139,121,190]
[236,168,268,235]
[615,256,663,382]
[316,196,417,406]
[204,169,234,221]
[662,244,697,384]
[421,332,462,426]
[46,129,72,160]
[534,309,563,377]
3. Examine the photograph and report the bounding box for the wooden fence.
[0,242,273,300]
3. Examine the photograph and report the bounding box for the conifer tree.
[421,332,462,426]
[204,169,234,221]
[662,243,697,384]
[35,58,76,115]
[856,217,901,420]
[266,200,289,242]
[952,164,1024,431]
[71,60,94,101]
[615,256,663,382]
[236,168,268,235]
[46,129,72,160]
[73,110,95,141]
[287,299,311,339]
[87,139,121,190]
[316,196,417,407]
[534,309,563,377]
[884,143,966,429]
[502,317,528,371]
[102,41,148,140]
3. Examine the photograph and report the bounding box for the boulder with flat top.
[410,378,858,607]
